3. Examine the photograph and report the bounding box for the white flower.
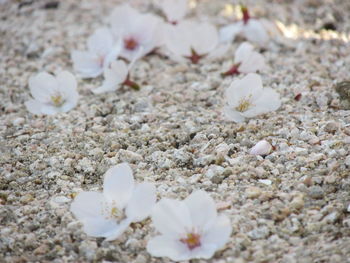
[164,20,226,63]
[70,163,156,241]
[147,190,231,261]
[250,140,272,156]
[222,42,266,76]
[220,6,278,46]
[92,59,139,94]
[110,4,163,61]
[71,28,121,78]
[159,0,188,24]
[223,73,281,123]
[25,71,79,115]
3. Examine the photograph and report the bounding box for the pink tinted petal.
[184,190,217,232]
[147,235,191,261]
[151,198,192,236]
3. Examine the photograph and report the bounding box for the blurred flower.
[164,20,228,63]
[71,28,121,78]
[250,140,272,156]
[222,42,266,77]
[223,73,281,123]
[110,4,163,61]
[147,190,231,261]
[159,0,188,24]
[92,58,140,94]
[25,71,79,115]
[220,6,279,46]
[70,163,156,241]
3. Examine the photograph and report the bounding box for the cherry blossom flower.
[164,20,228,63]
[222,42,266,77]
[92,58,140,94]
[70,163,156,241]
[159,0,188,24]
[220,6,279,46]
[223,73,281,123]
[250,140,272,156]
[25,71,79,115]
[71,28,121,78]
[147,190,231,261]
[110,4,163,61]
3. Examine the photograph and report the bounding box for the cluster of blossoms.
[25,0,281,122]
[25,1,285,261]
[71,163,232,261]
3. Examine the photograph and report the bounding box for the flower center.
[241,6,250,24]
[185,48,205,64]
[235,96,253,112]
[124,37,139,51]
[50,94,64,107]
[103,201,126,221]
[180,233,201,250]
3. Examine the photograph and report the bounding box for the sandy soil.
[1,0,350,262]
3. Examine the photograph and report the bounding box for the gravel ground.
[1,0,350,262]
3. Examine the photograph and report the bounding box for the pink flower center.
[124,37,139,51]
[180,233,201,250]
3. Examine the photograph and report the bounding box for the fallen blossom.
[71,28,121,78]
[110,4,163,61]
[250,140,272,156]
[147,190,231,261]
[222,42,266,77]
[223,73,281,123]
[25,71,79,115]
[220,6,279,46]
[164,20,228,63]
[159,0,188,24]
[92,57,140,94]
[70,163,156,241]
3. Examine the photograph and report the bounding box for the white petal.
[125,182,156,222]
[243,19,269,46]
[151,198,192,236]
[104,219,131,241]
[147,235,191,261]
[87,27,114,57]
[219,23,242,43]
[201,215,232,250]
[80,217,120,238]
[25,99,43,115]
[253,87,281,112]
[160,0,188,23]
[93,60,128,94]
[238,51,266,74]
[56,71,78,101]
[110,4,140,37]
[223,106,246,123]
[40,104,61,115]
[70,191,104,220]
[234,42,254,64]
[225,73,263,108]
[103,163,135,208]
[164,22,192,57]
[71,50,102,78]
[250,140,272,156]
[184,190,217,232]
[190,21,218,55]
[207,43,230,61]
[29,72,58,102]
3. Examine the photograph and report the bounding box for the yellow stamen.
[51,95,64,107]
[235,98,252,112]
[180,233,201,250]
